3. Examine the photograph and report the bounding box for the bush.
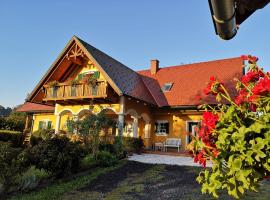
[28,136,86,177]
[113,136,127,159]
[15,166,49,192]
[0,112,26,132]
[122,136,145,155]
[0,130,23,147]
[132,136,144,154]
[0,142,28,194]
[99,142,115,153]
[30,129,54,146]
[96,151,117,167]
[79,154,97,170]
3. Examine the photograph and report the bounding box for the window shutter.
[77,73,83,81]
[93,71,100,79]
[38,121,43,130]
[47,121,52,129]
[154,123,158,133]
[165,123,169,134]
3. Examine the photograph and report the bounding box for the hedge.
[0,130,23,147]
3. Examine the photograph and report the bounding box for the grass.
[7,161,270,200]
[103,165,165,200]
[9,160,126,200]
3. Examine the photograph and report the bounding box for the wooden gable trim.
[73,36,123,96]
[28,36,123,103]
[27,38,77,102]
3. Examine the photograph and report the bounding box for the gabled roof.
[26,36,244,109]
[16,102,54,113]
[138,57,244,107]
[27,36,156,105]
[76,37,156,105]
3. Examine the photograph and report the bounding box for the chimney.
[150,59,159,75]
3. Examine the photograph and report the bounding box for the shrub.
[96,151,117,167]
[4,112,26,132]
[79,154,97,170]
[99,142,115,153]
[0,130,23,147]
[122,137,135,154]
[28,136,86,177]
[30,129,54,146]
[132,136,144,154]
[15,166,49,192]
[0,142,28,194]
[122,136,145,155]
[113,136,126,158]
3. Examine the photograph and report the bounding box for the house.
[17,36,244,150]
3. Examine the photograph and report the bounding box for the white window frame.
[155,120,169,136]
[39,119,52,130]
[185,120,200,145]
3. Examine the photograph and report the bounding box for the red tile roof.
[16,102,55,113]
[138,57,244,107]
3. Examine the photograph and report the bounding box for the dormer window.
[162,83,173,92]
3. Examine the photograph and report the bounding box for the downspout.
[209,0,237,40]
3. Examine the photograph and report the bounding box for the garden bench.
[164,138,181,152]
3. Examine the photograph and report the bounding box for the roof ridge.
[137,57,241,72]
[75,36,138,75]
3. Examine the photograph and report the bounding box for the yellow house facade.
[18,36,243,151]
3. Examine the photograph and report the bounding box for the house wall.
[151,112,202,150]
[55,103,120,116]
[78,60,106,80]
[31,101,202,151]
[32,113,56,132]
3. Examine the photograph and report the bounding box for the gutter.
[209,0,237,40]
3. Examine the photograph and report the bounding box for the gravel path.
[128,153,212,167]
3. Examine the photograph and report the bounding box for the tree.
[67,110,117,158]
[0,105,12,117]
[5,111,26,131]
[189,55,270,199]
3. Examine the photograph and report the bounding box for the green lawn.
[8,161,270,200]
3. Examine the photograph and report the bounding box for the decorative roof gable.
[27,36,156,105]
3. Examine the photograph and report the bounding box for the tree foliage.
[189,55,270,199]
[66,110,117,158]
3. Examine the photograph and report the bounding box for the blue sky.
[0,0,269,108]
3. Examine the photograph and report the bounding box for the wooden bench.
[164,138,181,152]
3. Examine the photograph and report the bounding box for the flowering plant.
[189,55,270,199]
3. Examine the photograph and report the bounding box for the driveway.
[128,153,212,167]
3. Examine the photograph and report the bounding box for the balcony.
[43,81,107,101]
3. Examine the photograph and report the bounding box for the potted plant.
[70,79,79,96]
[86,76,98,96]
[47,80,59,98]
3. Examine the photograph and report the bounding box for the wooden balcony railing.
[43,81,107,101]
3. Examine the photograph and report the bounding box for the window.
[161,83,173,92]
[155,120,169,135]
[186,121,200,144]
[38,120,52,130]
[77,71,100,81]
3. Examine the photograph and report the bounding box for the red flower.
[241,55,258,64]
[210,76,216,81]
[194,149,207,168]
[198,111,219,149]
[252,76,270,96]
[204,76,225,96]
[241,70,264,84]
[202,112,219,131]
[249,104,257,112]
[241,55,249,61]
[234,89,248,105]
[212,149,219,158]
[248,56,258,64]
